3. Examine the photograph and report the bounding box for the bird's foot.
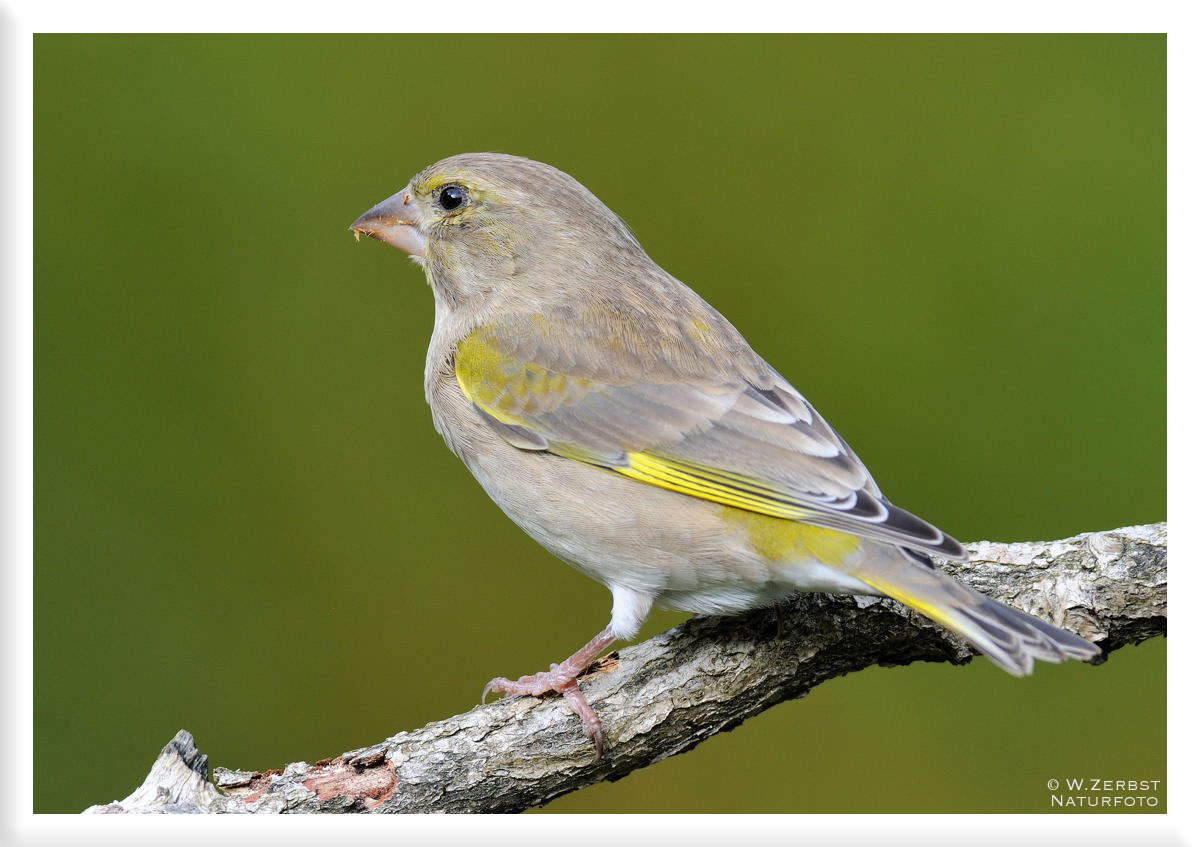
[481,628,617,758]
[482,662,578,699]
[484,669,604,756]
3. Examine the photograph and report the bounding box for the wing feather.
[456,317,965,559]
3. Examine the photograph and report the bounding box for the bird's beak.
[349,186,426,258]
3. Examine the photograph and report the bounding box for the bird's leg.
[482,626,618,755]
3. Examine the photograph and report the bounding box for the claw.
[561,681,604,759]
[482,677,519,704]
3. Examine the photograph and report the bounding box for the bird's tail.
[846,548,1100,676]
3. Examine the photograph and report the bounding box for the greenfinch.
[350,153,1099,754]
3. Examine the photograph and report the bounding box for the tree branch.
[84,522,1166,814]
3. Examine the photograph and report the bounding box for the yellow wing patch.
[455,327,590,425]
[616,452,815,521]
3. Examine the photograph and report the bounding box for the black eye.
[438,185,466,211]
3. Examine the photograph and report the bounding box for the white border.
[6,4,1188,846]
[1165,12,1193,847]
[2,814,1191,847]
[4,0,36,844]
[3,0,1178,34]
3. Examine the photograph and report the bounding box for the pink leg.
[482,627,617,756]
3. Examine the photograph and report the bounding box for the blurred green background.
[35,34,1164,814]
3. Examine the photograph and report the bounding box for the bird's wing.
[454,309,965,559]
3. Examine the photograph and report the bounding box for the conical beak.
[349,187,426,258]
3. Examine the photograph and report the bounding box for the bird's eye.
[438,185,467,211]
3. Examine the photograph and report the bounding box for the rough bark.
[84,522,1166,815]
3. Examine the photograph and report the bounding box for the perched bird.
[350,153,1100,754]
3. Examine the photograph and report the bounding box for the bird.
[349,152,1100,755]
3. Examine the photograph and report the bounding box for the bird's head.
[350,153,645,310]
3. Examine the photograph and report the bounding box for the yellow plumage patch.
[850,574,956,630]
[721,507,860,565]
[617,453,814,521]
[455,328,591,427]
[455,329,517,417]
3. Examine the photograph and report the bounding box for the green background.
[35,34,1165,814]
